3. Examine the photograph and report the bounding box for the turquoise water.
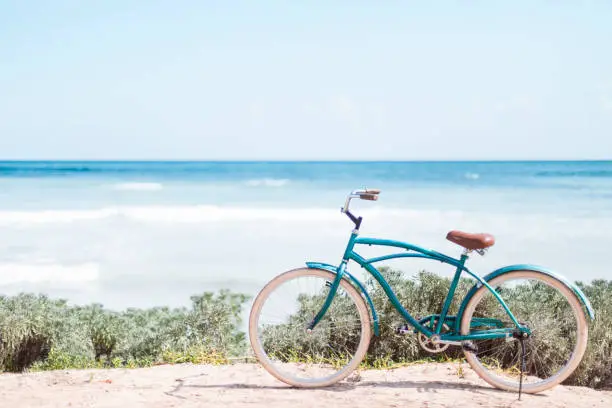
[1,160,610,211]
[0,161,610,310]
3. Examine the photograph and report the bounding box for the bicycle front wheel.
[460,270,588,394]
[249,268,371,387]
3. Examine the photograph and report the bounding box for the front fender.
[305,261,380,336]
[455,264,595,333]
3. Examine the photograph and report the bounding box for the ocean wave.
[0,262,99,285]
[0,209,117,224]
[0,206,332,224]
[464,172,480,180]
[0,206,448,225]
[112,182,164,191]
[244,178,290,187]
[534,170,612,178]
[0,164,95,174]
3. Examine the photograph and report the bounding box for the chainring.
[418,321,451,354]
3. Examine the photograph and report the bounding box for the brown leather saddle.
[446,230,495,251]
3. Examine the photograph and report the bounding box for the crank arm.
[438,340,463,346]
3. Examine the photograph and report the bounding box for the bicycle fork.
[306,231,358,331]
[306,261,347,332]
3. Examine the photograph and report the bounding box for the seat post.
[462,246,489,257]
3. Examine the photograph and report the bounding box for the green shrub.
[1,269,610,390]
[570,280,612,388]
[0,294,84,371]
[0,290,250,372]
[75,303,123,361]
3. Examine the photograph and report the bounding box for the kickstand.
[518,338,526,400]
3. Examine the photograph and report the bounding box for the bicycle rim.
[249,268,371,387]
[460,270,588,393]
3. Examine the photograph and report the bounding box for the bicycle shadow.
[165,374,543,400]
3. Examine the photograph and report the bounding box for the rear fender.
[305,261,380,336]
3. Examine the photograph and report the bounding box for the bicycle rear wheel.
[460,270,588,394]
[249,268,371,387]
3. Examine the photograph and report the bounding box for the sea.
[0,160,610,312]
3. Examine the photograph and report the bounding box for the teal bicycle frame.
[307,230,523,342]
[305,189,595,343]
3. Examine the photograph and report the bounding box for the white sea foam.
[464,172,480,180]
[0,262,99,285]
[0,206,454,225]
[112,182,164,191]
[0,204,609,310]
[244,178,290,187]
[0,208,117,224]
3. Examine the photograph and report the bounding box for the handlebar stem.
[341,191,360,214]
[341,189,378,230]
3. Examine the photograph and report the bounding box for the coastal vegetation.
[0,269,609,389]
[0,290,248,372]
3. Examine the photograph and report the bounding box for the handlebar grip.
[359,194,379,201]
[365,189,381,194]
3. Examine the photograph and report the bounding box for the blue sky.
[1,1,611,160]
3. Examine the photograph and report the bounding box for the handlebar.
[359,193,378,201]
[341,188,381,229]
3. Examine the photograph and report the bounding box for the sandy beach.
[1,362,610,408]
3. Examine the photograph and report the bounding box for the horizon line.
[1,158,611,163]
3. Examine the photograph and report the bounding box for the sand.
[0,362,610,408]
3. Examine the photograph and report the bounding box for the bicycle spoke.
[461,270,587,393]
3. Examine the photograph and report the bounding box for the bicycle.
[248,189,594,396]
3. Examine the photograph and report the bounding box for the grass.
[0,268,610,390]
